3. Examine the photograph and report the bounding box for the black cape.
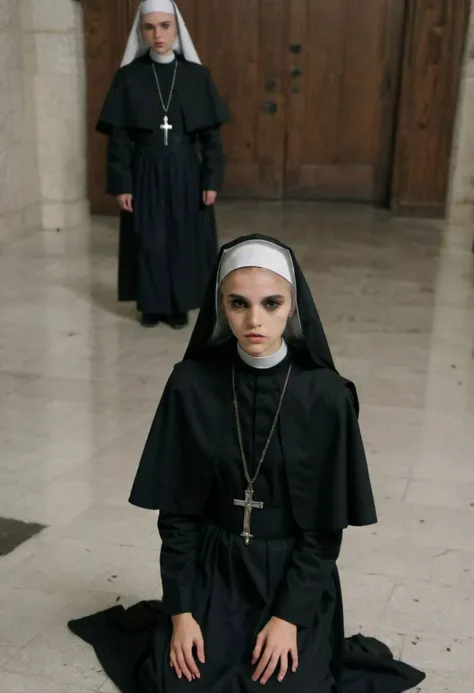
[129,350,377,532]
[97,55,229,136]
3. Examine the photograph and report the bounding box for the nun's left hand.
[252,617,298,684]
[203,191,217,206]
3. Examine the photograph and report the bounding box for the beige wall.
[0,0,87,237]
[0,0,39,239]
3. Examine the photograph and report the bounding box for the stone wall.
[0,0,40,239]
[0,0,87,237]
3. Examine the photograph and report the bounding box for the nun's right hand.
[170,613,205,682]
[116,194,133,212]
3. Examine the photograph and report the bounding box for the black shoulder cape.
[96,54,229,135]
[129,354,377,531]
[129,234,377,531]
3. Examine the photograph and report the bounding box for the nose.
[247,306,262,329]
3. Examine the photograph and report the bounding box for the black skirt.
[68,514,425,693]
[118,134,218,315]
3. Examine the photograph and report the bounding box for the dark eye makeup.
[227,294,285,311]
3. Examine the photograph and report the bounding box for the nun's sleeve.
[158,512,202,616]
[271,529,342,628]
[197,128,225,192]
[106,126,134,196]
[128,363,215,615]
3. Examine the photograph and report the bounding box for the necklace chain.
[232,363,292,491]
[152,60,178,114]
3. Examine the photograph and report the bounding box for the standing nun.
[69,234,425,693]
[97,0,228,328]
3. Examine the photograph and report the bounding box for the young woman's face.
[221,268,294,357]
[141,12,177,55]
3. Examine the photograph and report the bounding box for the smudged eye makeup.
[228,295,285,312]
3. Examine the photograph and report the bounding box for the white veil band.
[218,240,294,286]
[211,240,303,344]
[121,0,201,67]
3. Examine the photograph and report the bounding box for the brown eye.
[264,299,281,311]
[230,298,247,310]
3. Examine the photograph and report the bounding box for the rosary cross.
[233,487,264,545]
[160,115,173,146]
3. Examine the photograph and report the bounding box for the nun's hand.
[170,613,205,682]
[116,194,133,212]
[202,190,217,206]
[252,617,298,685]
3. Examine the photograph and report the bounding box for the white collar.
[237,341,288,370]
[149,50,176,64]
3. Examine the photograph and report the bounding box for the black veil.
[183,234,336,372]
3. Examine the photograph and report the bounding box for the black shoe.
[140,313,161,327]
[166,313,189,330]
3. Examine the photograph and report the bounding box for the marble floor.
[0,201,473,692]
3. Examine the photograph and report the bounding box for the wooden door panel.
[84,0,139,215]
[175,0,197,34]
[285,0,406,202]
[194,0,286,198]
[391,0,470,217]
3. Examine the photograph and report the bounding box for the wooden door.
[189,0,287,199]
[284,0,406,202]
[84,1,465,213]
[391,0,470,217]
[84,0,140,215]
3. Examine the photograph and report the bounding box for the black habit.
[97,54,228,317]
[68,236,426,693]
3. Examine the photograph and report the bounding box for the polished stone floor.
[0,201,473,692]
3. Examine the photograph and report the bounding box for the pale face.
[221,268,294,357]
[141,12,177,55]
